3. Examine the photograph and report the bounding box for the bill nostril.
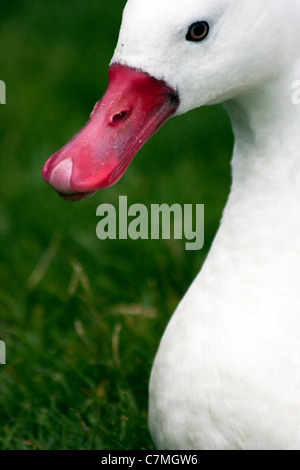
[110,111,130,126]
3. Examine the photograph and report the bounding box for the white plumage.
[111,0,300,449]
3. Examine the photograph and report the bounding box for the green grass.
[0,0,233,449]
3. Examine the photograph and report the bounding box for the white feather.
[112,0,300,449]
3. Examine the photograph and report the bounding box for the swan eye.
[186,21,209,42]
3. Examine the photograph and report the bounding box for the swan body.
[42,0,300,449]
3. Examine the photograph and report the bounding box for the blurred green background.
[0,0,232,449]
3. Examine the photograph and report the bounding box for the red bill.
[42,64,179,201]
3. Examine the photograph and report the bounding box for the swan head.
[113,0,294,113]
[42,0,296,200]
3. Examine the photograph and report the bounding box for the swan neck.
[224,66,300,186]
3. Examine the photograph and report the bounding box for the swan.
[42,0,300,450]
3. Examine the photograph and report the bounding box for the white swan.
[42,0,300,450]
